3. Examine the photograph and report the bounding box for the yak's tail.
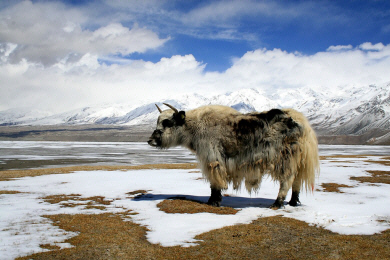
[286,109,320,192]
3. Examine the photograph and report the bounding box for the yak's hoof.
[269,203,285,210]
[288,199,301,207]
[208,188,222,207]
[289,191,300,207]
[207,200,221,207]
[269,197,285,210]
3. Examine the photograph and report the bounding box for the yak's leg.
[207,188,222,207]
[288,176,301,206]
[206,161,226,207]
[270,174,295,210]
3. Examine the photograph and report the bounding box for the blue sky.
[1,0,390,112]
[83,0,390,72]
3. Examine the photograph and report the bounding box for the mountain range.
[1,83,389,144]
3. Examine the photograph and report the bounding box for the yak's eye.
[162,119,174,128]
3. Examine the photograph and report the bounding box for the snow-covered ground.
[0,143,390,259]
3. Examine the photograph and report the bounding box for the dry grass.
[42,194,113,209]
[17,213,390,260]
[0,163,198,181]
[0,190,22,194]
[125,190,149,198]
[320,183,353,193]
[351,170,390,185]
[39,244,61,251]
[42,194,82,204]
[319,154,372,160]
[321,155,390,186]
[157,197,239,215]
[366,157,390,167]
[321,154,390,167]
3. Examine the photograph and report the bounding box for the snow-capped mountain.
[0,108,53,126]
[1,83,390,144]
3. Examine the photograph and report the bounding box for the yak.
[148,103,320,209]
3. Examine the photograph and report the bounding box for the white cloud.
[182,0,260,26]
[0,54,206,112]
[327,45,353,52]
[2,42,390,113]
[359,42,385,51]
[180,0,346,30]
[0,1,168,66]
[181,0,304,27]
[221,44,390,91]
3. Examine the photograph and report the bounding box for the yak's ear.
[174,111,186,126]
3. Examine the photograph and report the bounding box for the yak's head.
[148,103,186,148]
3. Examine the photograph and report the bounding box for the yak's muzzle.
[148,129,162,147]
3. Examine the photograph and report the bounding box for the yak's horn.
[155,104,162,113]
[163,103,179,114]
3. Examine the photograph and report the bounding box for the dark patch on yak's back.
[252,109,285,122]
[235,117,265,135]
[232,108,304,146]
[285,117,300,131]
[234,109,286,136]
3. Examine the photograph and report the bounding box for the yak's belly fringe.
[202,158,301,193]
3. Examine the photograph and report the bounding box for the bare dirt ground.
[0,157,388,259]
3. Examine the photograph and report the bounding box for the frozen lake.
[319,144,390,156]
[0,141,389,170]
[0,141,196,170]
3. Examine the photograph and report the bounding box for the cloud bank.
[2,42,389,113]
